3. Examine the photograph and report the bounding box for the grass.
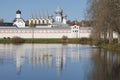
[0,38,81,44]
[0,38,92,44]
[100,43,120,52]
[90,39,120,52]
[0,38,120,53]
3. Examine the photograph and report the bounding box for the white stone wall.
[0,27,118,39]
[79,29,92,38]
[0,29,71,39]
[0,28,92,39]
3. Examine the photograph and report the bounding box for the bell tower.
[13,10,25,28]
[16,10,21,18]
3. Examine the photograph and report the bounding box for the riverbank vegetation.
[90,39,120,52]
[87,0,120,44]
[0,37,120,52]
[0,37,80,44]
[86,0,120,52]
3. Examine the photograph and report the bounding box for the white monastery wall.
[0,28,118,39]
[79,29,92,38]
[0,28,92,39]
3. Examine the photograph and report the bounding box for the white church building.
[0,7,93,39]
[13,10,25,28]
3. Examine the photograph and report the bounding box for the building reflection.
[28,44,81,74]
[0,44,25,74]
[16,47,25,75]
[1,44,120,79]
[0,44,80,74]
[0,44,81,74]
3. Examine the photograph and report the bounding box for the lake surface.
[0,44,120,80]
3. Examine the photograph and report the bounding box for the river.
[0,44,120,80]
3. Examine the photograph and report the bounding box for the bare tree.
[87,0,120,43]
[111,0,120,43]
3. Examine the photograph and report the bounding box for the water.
[0,44,120,80]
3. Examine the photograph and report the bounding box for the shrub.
[62,36,68,40]
[62,36,68,43]
[11,37,25,44]
[79,38,92,44]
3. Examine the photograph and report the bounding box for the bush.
[11,37,25,44]
[62,36,68,43]
[62,36,68,40]
[79,38,92,44]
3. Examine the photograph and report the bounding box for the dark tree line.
[87,0,120,43]
[0,19,4,23]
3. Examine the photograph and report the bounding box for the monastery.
[0,7,92,39]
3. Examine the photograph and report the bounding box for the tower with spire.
[16,10,21,18]
[13,10,25,28]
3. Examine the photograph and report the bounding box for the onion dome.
[55,6,63,14]
[16,10,21,14]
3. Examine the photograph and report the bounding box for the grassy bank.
[0,38,82,44]
[0,38,92,44]
[90,39,120,52]
[0,38,120,52]
[100,43,120,52]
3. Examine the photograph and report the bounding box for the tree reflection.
[89,48,120,80]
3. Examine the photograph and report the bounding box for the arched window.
[39,20,41,24]
[42,20,45,24]
[35,20,37,24]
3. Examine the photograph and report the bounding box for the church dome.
[16,10,21,14]
[55,6,63,14]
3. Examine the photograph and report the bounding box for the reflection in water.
[0,44,81,75]
[0,44,120,80]
[89,48,120,80]
[28,44,81,74]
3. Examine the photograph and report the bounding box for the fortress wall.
[0,28,95,39]
[0,29,72,39]
[79,30,92,38]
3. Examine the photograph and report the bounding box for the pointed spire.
[42,11,45,19]
[46,10,49,19]
[39,11,41,19]
[31,13,34,19]
[35,12,38,19]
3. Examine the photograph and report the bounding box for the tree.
[0,19,4,23]
[111,0,120,43]
[29,21,35,28]
[87,0,120,43]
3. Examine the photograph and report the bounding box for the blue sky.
[0,0,88,22]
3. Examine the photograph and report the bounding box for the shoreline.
[0,38,120,53]
[0,38,82,44]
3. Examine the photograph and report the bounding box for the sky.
[0,0,88,22]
